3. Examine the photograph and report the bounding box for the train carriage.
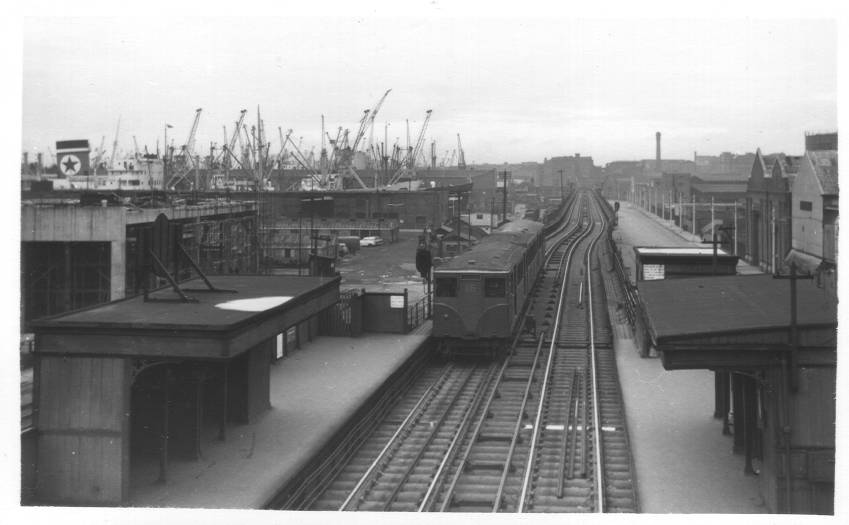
[433,219,545,357]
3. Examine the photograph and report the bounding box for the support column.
[743,373,757,475]
[732,372,745,454]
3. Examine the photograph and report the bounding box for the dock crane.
[132,136,140,162]
[457,133,466,169]
[109,116,121,169]
[387,109,432,186]
[365,89,391,153]
[220,109,248,168]
[166,108,203,189]
[283,129,322,190]
[92,136,106,172]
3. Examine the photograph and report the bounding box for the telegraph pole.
[558,168,564,200]
[501,170,508,223]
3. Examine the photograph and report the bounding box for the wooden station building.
[29,274,340,505]
[637,274,837,514]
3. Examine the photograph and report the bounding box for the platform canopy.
[32,275,340,359]
[637,274,837,370]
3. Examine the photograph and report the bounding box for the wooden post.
[158,368,171,483]
[732,372,744,454]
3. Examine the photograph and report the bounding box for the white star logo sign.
[60,154,82,176]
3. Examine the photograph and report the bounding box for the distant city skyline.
[22,17,836,166]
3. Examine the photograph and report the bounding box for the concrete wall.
[22,206,127,300]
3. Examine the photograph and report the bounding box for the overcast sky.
[21,16,837,166]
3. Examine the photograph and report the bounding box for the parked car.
[360,236,385,247]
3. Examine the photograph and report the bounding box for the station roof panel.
[33,275,339,333]
[635,247,731,256]
[638,274,837,341]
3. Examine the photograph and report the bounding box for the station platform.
[127,328,430,508]
[609,200,765,513]
[613,201,762,284]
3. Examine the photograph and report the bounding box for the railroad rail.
[271,189,638,513]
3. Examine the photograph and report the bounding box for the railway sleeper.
[477,432,522,443]
[533,484,593,500]
[604,495,638,510]
[527,501,593,513]
[465,458,515,472]
[448,492,500,509]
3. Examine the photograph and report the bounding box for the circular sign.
[59,154,82,176]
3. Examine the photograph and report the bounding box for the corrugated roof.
[637,274,836,341]
[808,150,838,195]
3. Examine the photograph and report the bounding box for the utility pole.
[733,200,738,255]
[502,170,508,224]
[692,193,696,236]
[711,196,715,242]
[558,168,564,200]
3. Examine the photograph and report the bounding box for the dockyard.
[10,11,842,523]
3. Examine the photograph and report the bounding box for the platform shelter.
[637,274,837,514]
[633,246,739,281]
[29,274,340,506]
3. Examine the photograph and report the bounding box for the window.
[435,277,458,297]
[800,200,813,212]
[485,277,506,297]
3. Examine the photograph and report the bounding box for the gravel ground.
[337,231,429,301]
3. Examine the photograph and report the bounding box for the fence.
[319,289,362,337]
[406,295,430,332]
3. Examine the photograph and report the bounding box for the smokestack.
[655,132,661,172]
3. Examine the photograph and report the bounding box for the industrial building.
[20,198,259,329]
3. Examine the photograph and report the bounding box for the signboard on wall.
[643,264,666,280]
[390,295,404,309]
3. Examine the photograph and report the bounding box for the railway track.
[271,189,638,513]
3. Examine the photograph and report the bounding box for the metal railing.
[406,295,430,332]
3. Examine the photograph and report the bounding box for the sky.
[19,14,838,167]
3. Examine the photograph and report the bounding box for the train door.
[459,274,483,326]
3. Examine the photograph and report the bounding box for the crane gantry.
[387,109,432,186]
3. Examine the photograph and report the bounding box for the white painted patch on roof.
[636,247,729,256]
[214,296,293,312]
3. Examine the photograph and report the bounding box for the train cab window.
[484,277,506,297]
[435,277,458,297]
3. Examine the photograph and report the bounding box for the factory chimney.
[655,131,661,173]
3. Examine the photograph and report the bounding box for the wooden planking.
[38,356,127,432]
[791,367,836,447]
[37,332,228,359]
[35,356,130,505]
[37,433,125,504]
